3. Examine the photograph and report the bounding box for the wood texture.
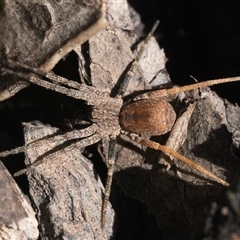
[0,0,107,101]
[0,161,38,239]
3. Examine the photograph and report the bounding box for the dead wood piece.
[0,161,39,240]
[23,122,114,239]
[158,102,196,171]
[0,0,107,101]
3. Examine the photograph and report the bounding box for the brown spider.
[1,21,239,228]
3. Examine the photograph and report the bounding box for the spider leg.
[25,130,102,171]
[101,138,117,228]
[135,76,240,100]
[124,132,230,187]
[12,127,102,177]
[4,61,83,89]
[116,20,159,97]
[0,124,98,158]
[158,102,196,171]
[1,64,108,105]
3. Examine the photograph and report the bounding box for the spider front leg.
[1,62,109,106]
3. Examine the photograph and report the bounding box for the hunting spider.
[1,21,239,228]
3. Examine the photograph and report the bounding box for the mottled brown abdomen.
[119,99,176,136]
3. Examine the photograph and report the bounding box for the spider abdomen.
[119,99,176,136]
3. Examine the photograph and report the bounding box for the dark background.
[129,0,240,105]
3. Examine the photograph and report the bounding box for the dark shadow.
[109,178,163,240]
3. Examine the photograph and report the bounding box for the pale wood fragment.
[0,161,39,240]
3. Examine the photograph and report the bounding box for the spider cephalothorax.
[91,96,123,137]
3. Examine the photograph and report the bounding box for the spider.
[0,21,239,228]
